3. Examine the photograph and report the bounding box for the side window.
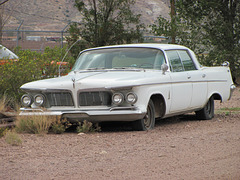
[153,51,166,70]
[178,50,196,71]
[166,51,184,72]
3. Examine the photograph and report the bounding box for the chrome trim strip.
[106,79,228,90]
[110,106,136,111]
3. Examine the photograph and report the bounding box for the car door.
[166,50,192,113]
[177,50,208,108]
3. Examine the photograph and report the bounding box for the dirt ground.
[0,88,240,180]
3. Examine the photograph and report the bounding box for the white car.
[20,44,235,130]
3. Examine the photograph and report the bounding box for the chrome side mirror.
[161,64,169,75]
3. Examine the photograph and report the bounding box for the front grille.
[45,92,74,107]
[79,92,111,106]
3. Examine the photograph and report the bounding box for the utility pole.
[170,0,176,44]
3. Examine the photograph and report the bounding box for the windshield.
[72,48,166,71]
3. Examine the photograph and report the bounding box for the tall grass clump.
[15,115,59,134]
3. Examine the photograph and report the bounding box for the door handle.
[202,74,206,78]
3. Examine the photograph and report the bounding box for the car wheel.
[133,99,155,131]
[196,96,214,120]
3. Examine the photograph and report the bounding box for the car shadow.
[100,114,200,132]
[65,114,200,133]
[155,114,198,127]
[99,121,134,132]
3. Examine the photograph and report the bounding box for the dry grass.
[0,95,8,112]
[0,94,20,113]
[15,115,60,134]
[5,130,22,146]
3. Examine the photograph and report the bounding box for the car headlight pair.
[21,94,45,107]
[112,92,137,105]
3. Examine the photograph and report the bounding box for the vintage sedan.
[20,44,235,130]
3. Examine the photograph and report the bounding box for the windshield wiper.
[112,67,143,71]
[113,67,135,69]
[85,67,106,70]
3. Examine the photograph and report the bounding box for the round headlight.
[34,94,45,106]
[112,93,124,105]
[126,92,137,104]
[21,94,33,107]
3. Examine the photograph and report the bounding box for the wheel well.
[212,93,222,101]
[150,94,166,118]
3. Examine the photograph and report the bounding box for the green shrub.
[0,46,75,104]
[0,50,43,102]
[5,130,22,146]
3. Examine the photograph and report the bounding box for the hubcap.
[143,106,152,128]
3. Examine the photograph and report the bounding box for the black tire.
[133,99,155,131]
[196,96,214,120]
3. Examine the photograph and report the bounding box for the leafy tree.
[151,0,240,82]
[67,0,144,58]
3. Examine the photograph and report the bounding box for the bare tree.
[0,0,18,44]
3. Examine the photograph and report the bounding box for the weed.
[225,111,230,116]
[51,123,65,134]
[76,120,101,133]
[5,130,22,146]
[50,118,72,134]
[51,120,66,134]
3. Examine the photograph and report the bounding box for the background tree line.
[151,0,239,83]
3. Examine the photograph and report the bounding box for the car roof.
[82,43,189,52]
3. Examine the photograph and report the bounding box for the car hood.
[21,70,165,91]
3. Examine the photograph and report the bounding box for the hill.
[3,0,170,31]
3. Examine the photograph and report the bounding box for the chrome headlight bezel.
[126,92,138,104]
[34,94,45,107]
[21,94,33,107]
[112,93,124,105]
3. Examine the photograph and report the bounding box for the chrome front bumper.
[19,107,146,122]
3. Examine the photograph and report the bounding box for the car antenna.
[58,39,80,77]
